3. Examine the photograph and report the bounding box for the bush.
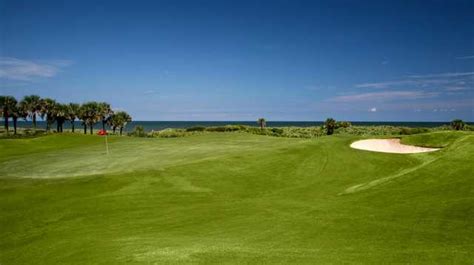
[149,128,188,138]
[129,125,146,137]
[464,124,474,131]
[336,126,403,136]
[205,125,242,132]
[245,126,324,138]
[399,127,430,135]
[186,126,206,132]
[336,121,352,128]
[451,119,465,130]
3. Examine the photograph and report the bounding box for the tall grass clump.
[128,125,147,137]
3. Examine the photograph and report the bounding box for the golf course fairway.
[1,131,473,264]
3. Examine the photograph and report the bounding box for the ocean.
[7,120,459,132]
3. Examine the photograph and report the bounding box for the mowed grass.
[0,132,473,264]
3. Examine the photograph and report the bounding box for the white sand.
[350,139,439,154]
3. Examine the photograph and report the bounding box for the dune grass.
[0,131,473,264]
[400,130,469,148]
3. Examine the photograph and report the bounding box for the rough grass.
[0,131,473,264]
[401,130,468,148]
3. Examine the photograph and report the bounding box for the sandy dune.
[350,139,439,154]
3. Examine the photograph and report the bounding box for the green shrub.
[399,127,430,135]
[336,121,352,128]
[205,125,242,132]
[245,126,324,138]
[336,126,402,136]
[186,126,206,132]
[129,125,146,137]
[149,128,188,138]
[464,125,474,131]
[451,119,465,130]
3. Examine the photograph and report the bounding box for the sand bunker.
[350,139,439,154]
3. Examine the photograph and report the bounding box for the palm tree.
[20,95,41,130]
[66,103,80,132]
[78,104,88,134]
[53,103,68,132]
[257,118,266,129]
[80,102,100,134]
[324,118,337,135]
[40,98,57,132]
[0,96,17,133]
[11,102,28,135]
[451,119,465,130]
[109,111,132,135]
[97,102,113,130]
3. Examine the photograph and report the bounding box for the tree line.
[0,95,132,135]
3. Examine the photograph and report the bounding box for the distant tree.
[97,102,113,130]
[78,104,88,134]
[257,118,266,129]
[11,102,28,135]
[20,95,42,130]
[108,111,132,135]
[53,104,68,132]
[450,119,465,131]
[66,103,80,132]
[40,98,57,132]
[0,96,17,133]
[325,118,337,135]
[80,102,101,134]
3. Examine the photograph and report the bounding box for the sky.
[1,0,473,121]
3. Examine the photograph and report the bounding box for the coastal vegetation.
[130,120,471,139]
[2,95,472,140]
[0,95,132,136]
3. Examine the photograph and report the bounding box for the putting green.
[0,131,473,264]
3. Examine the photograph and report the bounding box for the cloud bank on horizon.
[0,0,473,121]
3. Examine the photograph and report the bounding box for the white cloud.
[445,86,469,91]
[328,91,439,103]
[0,57,72,81]
[355,80,420,89]
[407,72,474,79]
[143,89,159,95]
[354,72,474,94]
[456,55,474,60]
[369,107,377,112]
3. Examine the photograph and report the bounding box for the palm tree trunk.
[71,121,75,132]
[46,116,50,132]
[90,124,93,134]
[83,124,87,134]
[120,127,123,136]
[32,113,36,131]
[113,126,116,133]
[102,120,106,130]
[13,116,17,135]
[3,109,8,133]
[57,121,60,132]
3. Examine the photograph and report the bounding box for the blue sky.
[1,0,473,121]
